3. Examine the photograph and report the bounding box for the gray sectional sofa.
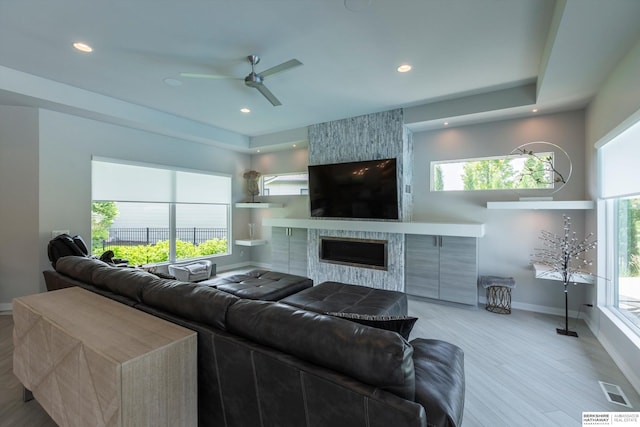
[41,256,465,427]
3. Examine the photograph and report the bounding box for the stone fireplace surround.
[303,109,413,291]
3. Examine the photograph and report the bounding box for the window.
[431,152,555,191]
[260,172,308,196]
[599,118,640,334]
[91,158,231,265]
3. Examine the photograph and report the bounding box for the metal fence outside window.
[102,227,227,251]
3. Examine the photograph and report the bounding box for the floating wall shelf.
[234,239,268,247]
[263,218,485,237]
[235,203,283,209]
[486,200,594,210]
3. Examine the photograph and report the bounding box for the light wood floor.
[2,298,639,427]
[407,297,640,426]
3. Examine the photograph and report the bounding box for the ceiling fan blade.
[255,84,282,106]
[179,72,240,79]
[260,59,302,77]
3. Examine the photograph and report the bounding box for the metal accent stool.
[479,276,516,314]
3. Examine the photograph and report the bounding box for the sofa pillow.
[327,312,417,340]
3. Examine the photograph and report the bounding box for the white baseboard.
[0,303,12,313]
[479,296,583,319]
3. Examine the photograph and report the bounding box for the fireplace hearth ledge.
[263,218,485,237]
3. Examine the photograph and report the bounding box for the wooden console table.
[13,287,197,427]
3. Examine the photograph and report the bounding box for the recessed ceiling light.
[292,144,297,148]
[72,42,93,53]
[163,78,182,87]
[240,108,251,113]
[532,108,539,113]
[397,64,412,73]
[444,121,449,126]
[256,149,261,153]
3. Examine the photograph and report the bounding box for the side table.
[479,276,516,314]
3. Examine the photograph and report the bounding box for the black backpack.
[47,234,89,268]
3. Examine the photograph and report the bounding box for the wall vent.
[599,381,632,408]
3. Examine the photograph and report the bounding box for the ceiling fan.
[180,54,302,106]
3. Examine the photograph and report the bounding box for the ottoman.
[280,281,408,316]
[203,269,313,301]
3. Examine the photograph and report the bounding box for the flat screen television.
[308,158,399,220]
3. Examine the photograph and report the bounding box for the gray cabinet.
[405,235,478,306]
[271,227,308,276]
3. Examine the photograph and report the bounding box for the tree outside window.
[431,152,553,192]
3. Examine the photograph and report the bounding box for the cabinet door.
[271,227,290,274]
[270,227,308,276]
[288,228,308,276]
[405,235,440,299]
[439,236,478,305]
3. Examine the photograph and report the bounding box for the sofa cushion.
[54,256,111,283]
[91,265,157,302]
[280,281,408,316]
[141,279,239,330]
[205,269,312,301]
[226,299,415,400]
[326,312,417,340]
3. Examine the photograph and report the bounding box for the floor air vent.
[599,381,632,408]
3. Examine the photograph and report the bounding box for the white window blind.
[92,159,230,203]
[599,120,640,199]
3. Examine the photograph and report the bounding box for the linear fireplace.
[319,236,387,270]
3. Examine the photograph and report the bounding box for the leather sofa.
[42,256,465,427]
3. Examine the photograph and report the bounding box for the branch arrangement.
[532,215,597,286]
[514,148,567,185]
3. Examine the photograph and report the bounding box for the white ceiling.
[1,0,640,151]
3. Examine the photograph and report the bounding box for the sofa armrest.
[411,338,465,427]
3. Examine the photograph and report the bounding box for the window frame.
[601,196,640,334]
[430,151,556,192]
[260,171,309,196]
[91,157,232,265]
[597,115,640,339]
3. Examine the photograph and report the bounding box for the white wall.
[412,110,590,314]
[0,107,41,310]
[585,37,640,393]
[0,108,252,307]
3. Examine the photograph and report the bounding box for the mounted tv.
[308,158,399,220]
